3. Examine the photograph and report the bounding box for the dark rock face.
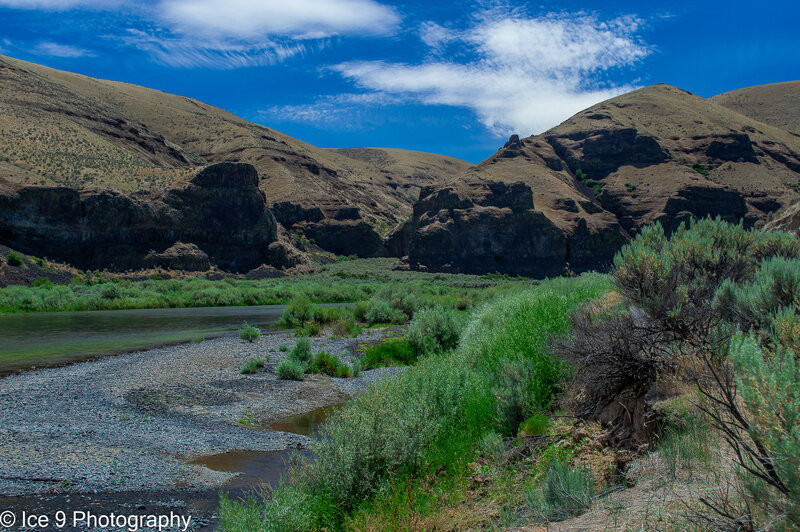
[705,134,758,163]
[0,162,276,272]
[144,242,210,271]
[548,128,667,178]
[301,219,387,258]
[265,240,307,270]
[391,181,626,277]
[271,201,324,227]
[271,200,386,258]
[661,185,749,230]
[331,207,361,220]
[601,182,750,234]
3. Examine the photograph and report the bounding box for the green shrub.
[310,304,348,324]
[364,298,405,325]
[308,351,352,378]
[715,257,800,332]
[219,275,612,529]
[351,359,361,378]
[303,351,494,513]
[276,358,305,380]
[239,322,260,342]
[32,277,52,287]
[279,295,313,328]
[352,300,368,322]
[476,431,504,458]
[310,351,340,376]
[279,344,289,352]
[361,339,416,370]
[728,335,800,527]
[100,283,122,300]
[519,413,550,436]
[219,487,314,532]
[288,338,312,365]
[332,319,359,338]
[7,251,23,267]
[296,322,321,337]
[526,459,596,522]
[407,305,463,355]
[241,358,265,374]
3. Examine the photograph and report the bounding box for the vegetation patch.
[240,358,265,374]
[360,338,415,369]
[238,322,260,343]
[220,274,612,530]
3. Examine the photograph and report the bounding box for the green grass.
[240,358,265,374]
[7,251,24,267]
[238,322,260,342]
[219,273,612,530]
[308,351,352,378]
[360,338,416,369]
[0,258,531,313]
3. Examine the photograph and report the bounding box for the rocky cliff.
[0,53,471,264]
[0,162,276,272]
[392,84,800,276]
[390,180,626,276]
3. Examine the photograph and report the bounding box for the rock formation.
[392,84,800,276]
[0,162,276,272]
[390,181,627,276]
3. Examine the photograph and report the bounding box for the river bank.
[0,328,400,528]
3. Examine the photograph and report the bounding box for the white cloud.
[119,29,309,69]
[334,13,649,136]
[30,40,93,57]
[0,0,113,8]
[260,92,402,128]
[0,38,94,58]
[159,0,400,40]
[1,0,400,68]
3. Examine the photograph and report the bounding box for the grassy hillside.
[0,54,471,228]
[711,80,800,136]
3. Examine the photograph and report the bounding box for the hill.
[0,55,471,215]
[710,80,800,136]
[0,54,471,261]
[393,84,800,275]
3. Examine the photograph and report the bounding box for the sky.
[0,1,798,163]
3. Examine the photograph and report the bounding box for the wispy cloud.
[1,0,400,68]
[119,29,311,69]
[30,40,94,57]
[0,0,115,8]
[334,12,650,136]
[260,92,403,129]
[0,38,94,58]
[160,0,401,40]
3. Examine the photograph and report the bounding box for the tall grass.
[220,273,612,530]
[0,261,531,313]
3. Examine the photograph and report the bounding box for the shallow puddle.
[268,403,344,436]
[191,403,344,492]
[190,448,311,491]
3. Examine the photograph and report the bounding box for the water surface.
[0,304,300,374]
[192,404,342,493]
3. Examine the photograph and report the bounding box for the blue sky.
[1,0,798,163]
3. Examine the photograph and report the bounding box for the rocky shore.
[0,328,399,498]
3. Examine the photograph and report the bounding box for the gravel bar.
[0,327,401,496]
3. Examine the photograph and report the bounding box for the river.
[0,303,333,374]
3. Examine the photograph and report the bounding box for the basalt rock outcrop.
[274,201,387,258]
[0,162,276,272]
[389,180,627,276]
[143,242,210,272]
[393,84,800,276]
[0,53,471,264]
